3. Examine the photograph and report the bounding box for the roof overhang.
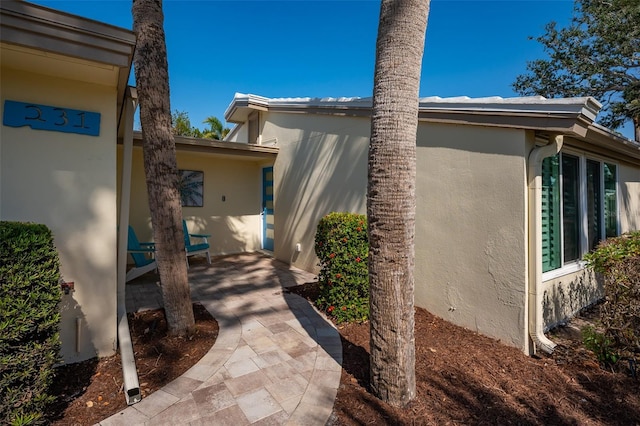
[131,131,278,160]
[0,1,136,121]
[225,92,640,163]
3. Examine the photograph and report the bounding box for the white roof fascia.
[223,93,640,160]
[225,93,601,124]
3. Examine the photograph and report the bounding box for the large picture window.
[541,153,618,273]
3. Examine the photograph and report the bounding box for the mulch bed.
[287,282,640,426]
[48,282,640,425]
[47,303,218,425]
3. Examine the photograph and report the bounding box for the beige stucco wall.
[414,123,529,350]
[542,268,603,329]
[1,67,118,362]
[117,146,268,256]
[260,112,370,271]
[618,162,640,233]
[262,111,531,350]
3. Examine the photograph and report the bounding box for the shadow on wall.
[275,117,369,270]
[185,215,258,256]
[622,181,640,231]
[58,291,94,362]
[542,269,604,330]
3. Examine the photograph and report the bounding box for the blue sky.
[33,0,632,139]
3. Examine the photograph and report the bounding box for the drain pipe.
[116,88,142,405]
[527,134,563,354]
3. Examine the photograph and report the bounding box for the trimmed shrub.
[584,231,640,362]
[315,212,368,323]
[0,222,62,425]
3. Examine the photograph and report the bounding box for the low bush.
[584,231,640,363]
[315,212,369,323]
[0,221,62,425]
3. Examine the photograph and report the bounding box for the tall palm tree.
[202,116,230,140]
[368,0,430,406]
[132,0,194,335]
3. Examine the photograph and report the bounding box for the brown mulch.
[47,303,218,425]
[287,282,640,426]
[48,284,640,426]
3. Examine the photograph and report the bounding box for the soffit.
[131,131,278,161]
[1,42,119,87]
[0,1,135,116]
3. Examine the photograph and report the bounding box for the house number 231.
[3,100,101,136]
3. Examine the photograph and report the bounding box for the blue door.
[262,167,274,251]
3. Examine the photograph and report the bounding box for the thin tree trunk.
[132,0,194,335]
[368,0,430,406]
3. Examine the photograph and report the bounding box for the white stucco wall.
[414,123,529,350]
[1,67,118,362]
[118,146,268,256]
[260,112,370,271]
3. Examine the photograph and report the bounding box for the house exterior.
[1,1,135,362]
[224,93,640,354]
[3,2,639,363]
[1,2,276,364]
[120,132,277,253]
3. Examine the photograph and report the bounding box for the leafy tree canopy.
[171,111,230,140]
[203,116,231,140]
[513,0,640,140]
[171,110,199,137]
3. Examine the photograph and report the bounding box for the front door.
[262,166,274,251]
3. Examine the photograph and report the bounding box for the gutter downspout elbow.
[527,134,563,354]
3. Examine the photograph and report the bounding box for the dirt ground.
[47,303,219,425]
[49,284,640,425]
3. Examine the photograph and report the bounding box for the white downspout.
[117,87,142,404]
[527,134,563,354]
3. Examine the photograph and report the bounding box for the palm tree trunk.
[368,0,430,406]
[132,0,194,335]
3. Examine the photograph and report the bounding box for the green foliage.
[584,231,640,364]
[0,222,62,425]
[582,325,619,366]
[171,110,198,137]
[172,111,229,139]
[584,230,640,273]
[202,116,231,140]
[513,0,640,138]
[315,213,369,323]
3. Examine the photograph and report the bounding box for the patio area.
[102,252,341,425]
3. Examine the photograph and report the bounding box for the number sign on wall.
[2,100,101,136]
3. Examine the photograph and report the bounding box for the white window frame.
[542,149,619,281]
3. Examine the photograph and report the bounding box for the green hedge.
[315,212,369,323]
[0,222,62,425]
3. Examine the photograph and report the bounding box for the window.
[541,153,618,273]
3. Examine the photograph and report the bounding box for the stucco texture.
[261,112,369,272]
[1,67,118,362]
[414,123,529,350]
[117,146,269,256]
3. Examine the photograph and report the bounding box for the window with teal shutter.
[542,155,561,272]
[604,163,617,238]
[586,159,602,250]
[540,152,618,275]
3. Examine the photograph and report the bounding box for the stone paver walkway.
[100,253,341,425]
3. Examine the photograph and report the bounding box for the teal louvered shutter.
[541,155,561,272]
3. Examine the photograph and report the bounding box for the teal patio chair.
[183,220,211,268]
[126,226,157,282]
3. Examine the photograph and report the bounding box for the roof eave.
[0,1,136,119]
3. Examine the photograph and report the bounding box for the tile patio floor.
[100,252,341,425]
